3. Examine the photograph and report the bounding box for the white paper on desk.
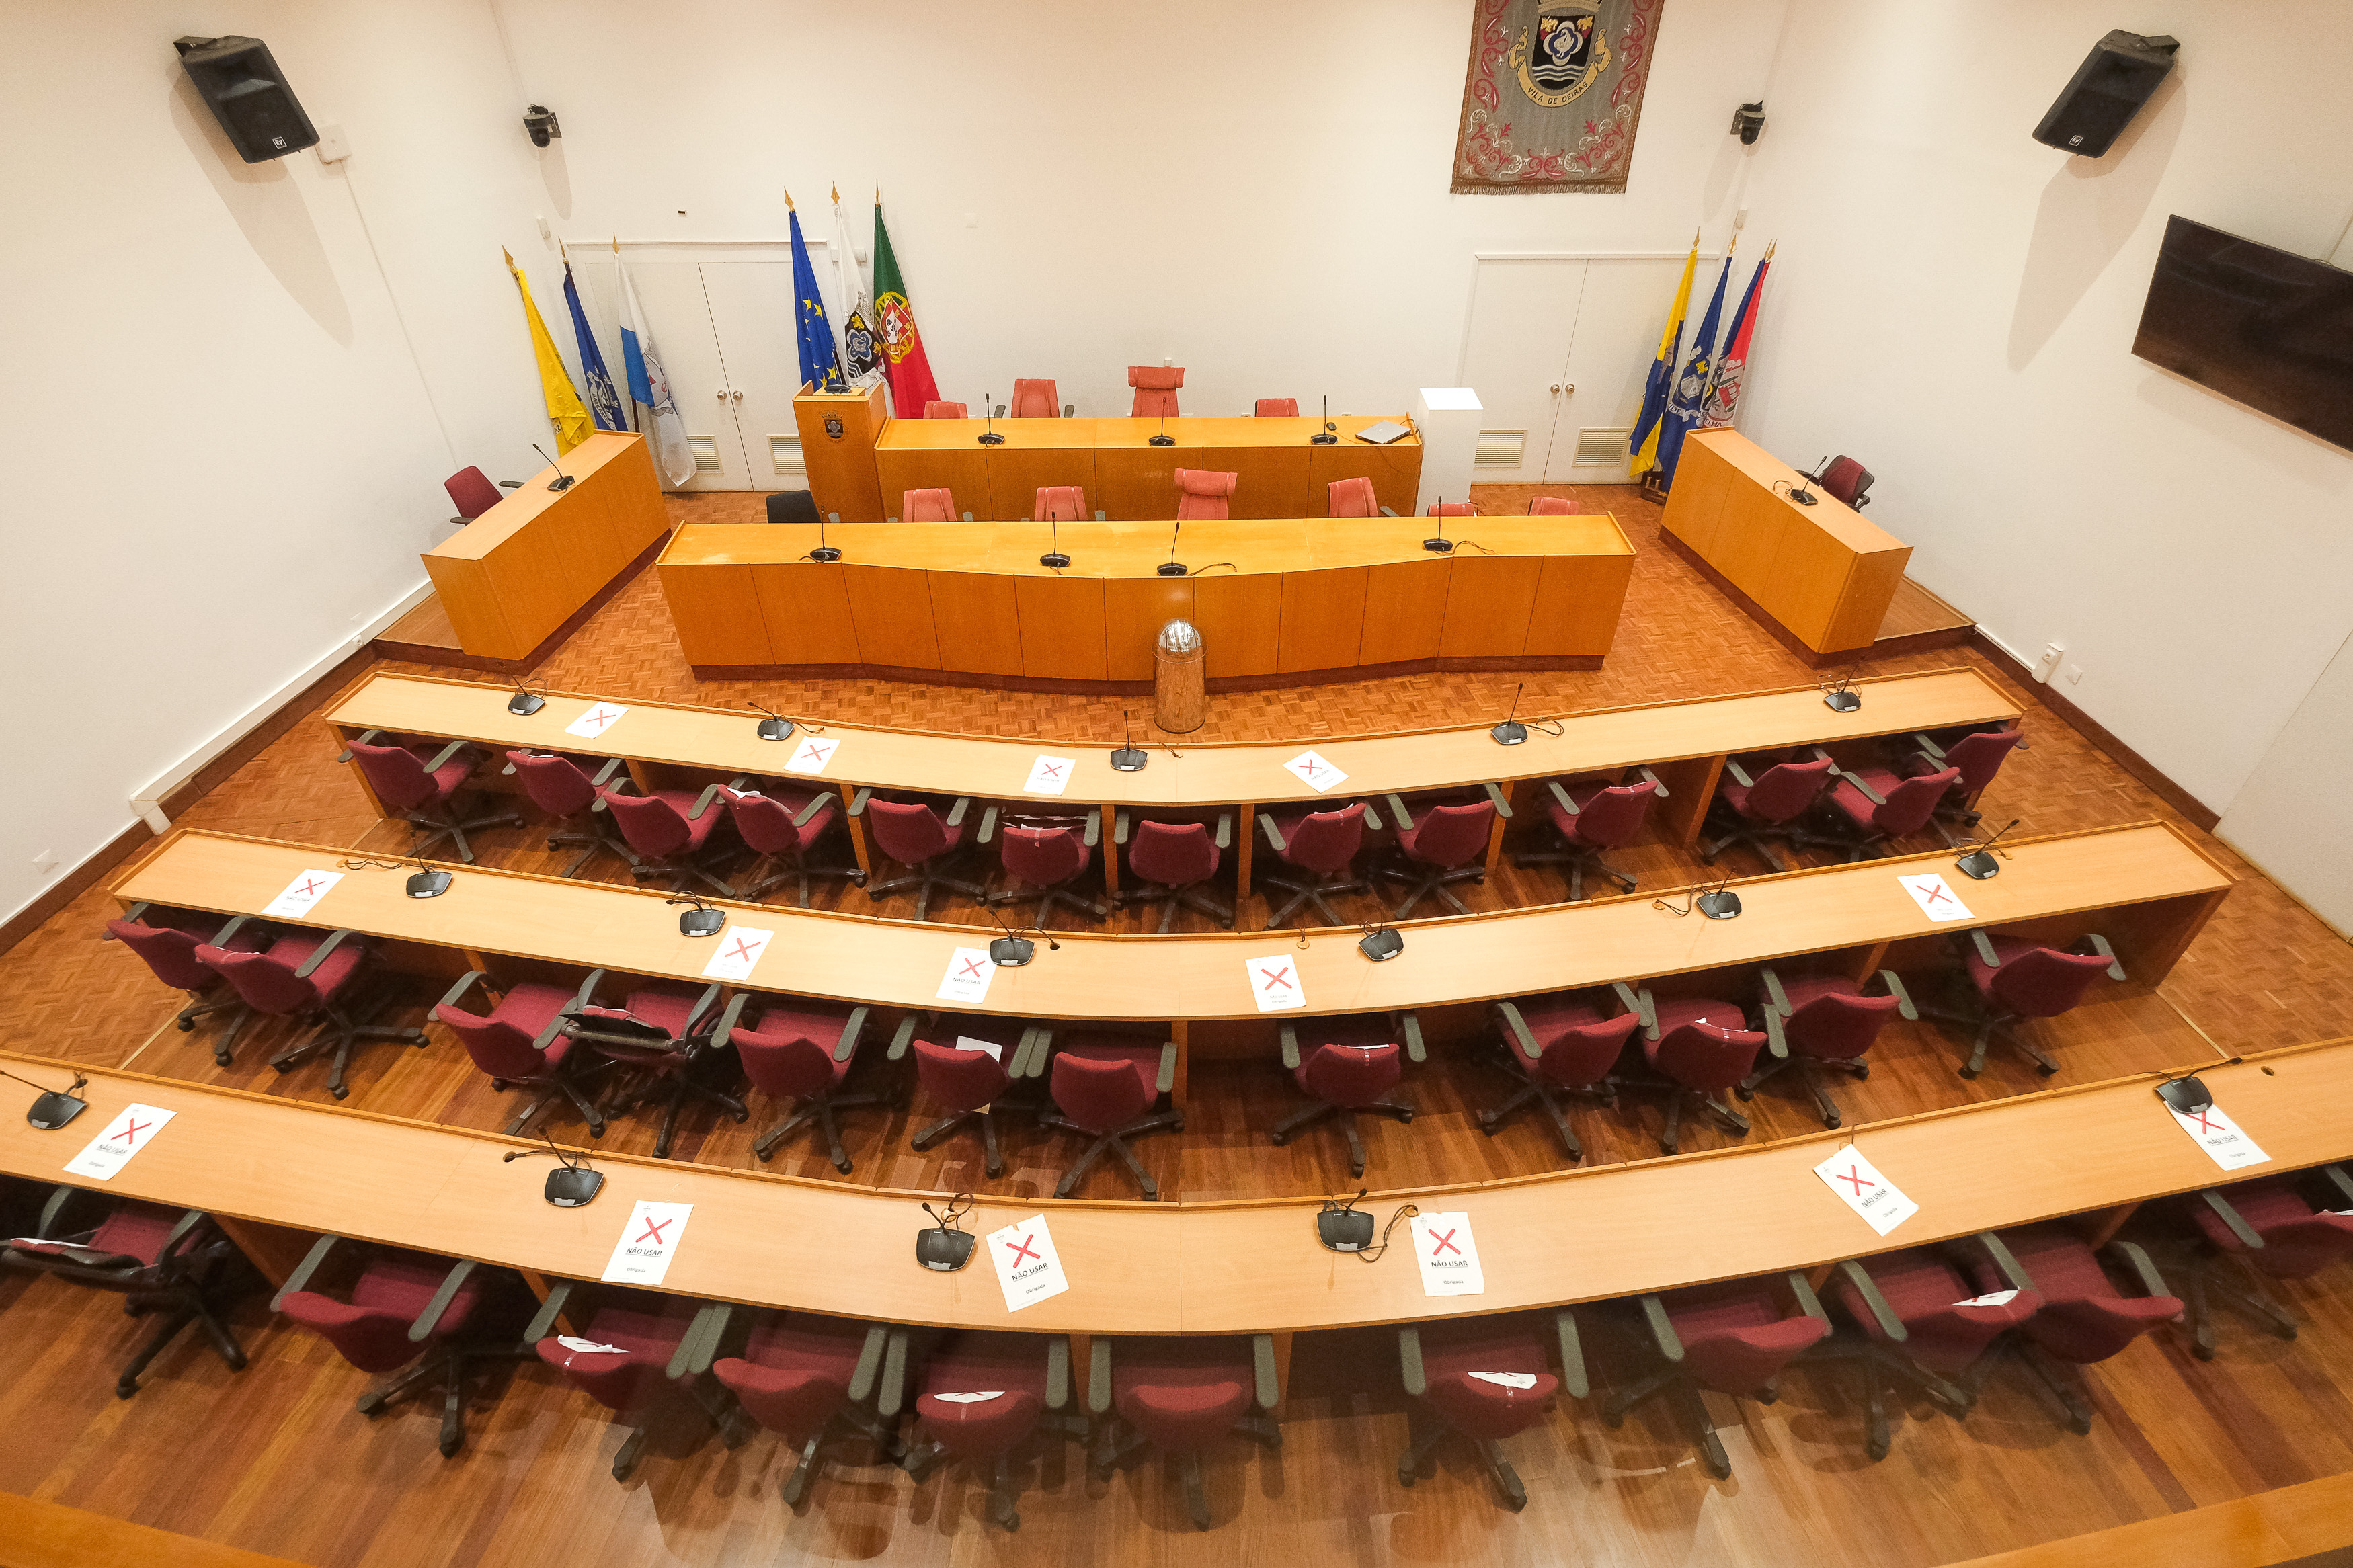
[1244,954,1306,1012]
[602,1200,691,1286]
[62,1104,177,1182]
[783,735,840,776]
[1412,1211,1486,1297]
[938,947,997,1004]
[1897,873,1974,923]
[2169,1102,2272,1172]
[987,1213,1070,1311]
[1023,755,1076,796]
[563,702,630,740]
[1283,750,1347,793]
[262,870,343,919]
[699,927,775,981]
[1814,1148,1918,1237]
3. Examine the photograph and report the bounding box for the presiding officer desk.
[322,666,2022,902]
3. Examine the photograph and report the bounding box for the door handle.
[1564,383,1576,393]
[715,388,727,399]
[1550,384,1560,393]
[731,390,744,401]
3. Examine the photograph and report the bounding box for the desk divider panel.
[842,564,943,670]
[754,562,860,665]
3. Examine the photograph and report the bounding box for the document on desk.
[2167,1101,2271,1172]
[783,735,840,776]
[564,702,630,741]
[1897,872,1974,923]
[262,870,343,919]
[987,1213,1070,1311]
[938,946,997,1004]
[1412,1211,1486,1296]
[1023,755,1076,796]
[1283,750,1347,793]
[700,927,774,981]
[1244,954,1306,1012]
[1814,1148,1917,1236]
[63,1104,176,1182]
[602,1200,691,1286]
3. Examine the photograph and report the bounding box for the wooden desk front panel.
[1105,577,1197,682]
[1016,575,1109,681]
[926,571,1026,678]
[1095,444,1201,521]
[756,561,861,665]
[1526,551,1636,656]
[1439,555,1544,659]
[843,565,942,670]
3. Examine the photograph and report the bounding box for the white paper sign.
[1023,755,1076,796]
[262,869,343,919]
[1897,872,1975,923]
[987,1213,1070,1311]
[1412,1211,1486,1296]
[601,1200,692,1286]
[783,735,840,776]
[699,927,775,981]
[954,1035,1004,1062]
[1814,1149,1919,1237]
[564,702,630,740]
[1468,1371,1538,1389]
[2168,1102,2272,1172]
[938,946,997,1004]
[1954,1290,2020,1308]
[63,1104,177,1182]
[555,1336,627,1354]
[1283,750,1347,793]
[1244,954,1306,1012]
[934,1390,1004,1403]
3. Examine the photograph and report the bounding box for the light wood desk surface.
[874,415,1423,454]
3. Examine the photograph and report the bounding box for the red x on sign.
[1257,964,1295,991]
[294,878,324,898]
[1300,758,1324,775]
[795,741,831,767]
[1037,761,1064,778]
[1005,1233,1041,1266]
[724,936,760,964]
[2188,1107,2222,1137]
[957,956,986,979]
[1833,1165,1872,1196]
[1919,883,1954,905]
[1429,1227,1462,1257]
[582,706,619,731]
[634,1216,674,1246]
[117,1117,153,1147]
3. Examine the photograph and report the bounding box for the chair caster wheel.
[2192,1343,2216,1362]
[439,1435,462,1458]
[116,1380,138,1400]
[332,1086,350,1100]
[178,1020,196,1033]
[1958,1066,1979,1080]
[2034,1063,2058,1077]
[272,1062,294,1075]
[358,1393,387,1416]
[490,1079,509,1091]
[1477,1116,1499,1135]
[213,1055,233,1067]
[1734,1086,1755,1101]
[1854,1065,1870,1079]
[1269,1132,1288,1147]
[1398,1109,1414,1122]
[1824,1113,1842,1130]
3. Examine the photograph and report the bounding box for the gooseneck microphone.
[746,699,796,742]
[809,508,842,563]
[1312,394,1338,445]
[504,1128,604,1206]
[1111,708,1149,772]
[1819,672,1861,713]
[533,442,576,493]
[1041,499,1070,569]
[1423,499,1456,554]
[1492,682,1529,747]
[1,1065,90,1130]
[667,893,725,938]
[507,675,547,716]
[1158,520,1187,577]
[1149,411,1174,447]
[978,391,1004,445]
[983,901,1059,967]
[1956,817,2022,881]
[1788,458,1823,506]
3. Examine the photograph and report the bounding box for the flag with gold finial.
[830,183,883,391]
[785,189,845,393]
[872,184,941,417]
[1629,235,1697,476]
[1702,243,1772,429]
[505,249,592,455]
[1654,237,1735,487]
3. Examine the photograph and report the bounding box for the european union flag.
[789,208,845,393]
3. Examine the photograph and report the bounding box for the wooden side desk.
[421,433,670,664]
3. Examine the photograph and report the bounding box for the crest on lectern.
[824,419,845,440]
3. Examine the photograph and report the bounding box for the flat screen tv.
[2132,215,2353,454]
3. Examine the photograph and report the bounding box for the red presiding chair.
[1917,928,2124,1078]
[559,975,747,1159]
[1955,1223,2181,1435]
[900,1329,1085,1531]
[717,780,863,907]
[274,1236,534,1456]
[1803,759,1960,860]
[340,731,520,864]
[1529,496,1575,515]
[1128,364,1183,417]
[528,1280,748,1480]
[1810,454,1874,509]
[1620,989,1773,1154]
[1113,812,1234,931]
[598,778,740,897]
[923,399,968,419]
[1736,964,1917,1128]
[197,919,428,1098]
[891,1012,1042,1179]
[1029,1028,1182,1199]
[984,808,1109,926]
[435,968,610,1137]
[1514,770,1667,901]
[712,996,891,1172]
[1174,468,1237,520]
[1480,985,1648,1161]
[3,1186,252,1397]
[2172,1165,2353,1358]
[1253,397,1298,417]
[1897,725,2027,847]
[1378,788,1508,917]
[898,487,969,522]
[707,1307,898,1505]
[504,750,633,878]
[1090,1334,1281,1532]
[104,903,263,1065]
[855,790,987,921]
[444,464,521,525]
[1326,476,1396,518]
[1010,378,1068,418]
[1427,501,1476,517]
[1272,1011,1424,1179]
[1603,1272,1832,1478]
[1699,749,1837,872]
[1259,798,1375,929]
[1397,1309,1585,1510]
[1824,1237,2042,1460]
[1033,484,1100,522]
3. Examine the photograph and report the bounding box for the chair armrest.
[415,739,474,777]
[522,1279,574,1342]
[1088,1337,1113,1413]
[292,929,360,979]
[834,1005,871,1063]
[1843,771,1886,807]
[791,793,829,829]
[1494,1000,1542,1061]
[688,783,725,821]
[1611,982,1658,1040]
[962,511,975,522]
[2320,1164,2353,1208]
[682,982,725,1038]
[1835,1261,1907,1342]
[1156,1040,1179,1095]
[1786,1270,1830,1324]
[1553,1308,1590,1399]
[1876,969,1919,1020]
[1636,766,1669,798]
[1724,759,1756,788]
[1396,1325,1425,1397]
[1215,812,1232,850]
[978,804,998,845]
[591,757,625,787]
[1970,929,2003,969]
[1361,799,1384,831]
[1008,1026,1041,1079]
[1398,1010,1426,1065]
[1021,1027,1055,1079]
[1638,1295,1684,1362]
[2105,1240,2173,1300]
[1975,1231,2037,1293]
[1114,809,1131,845]
[669,1303,731,1378]
[334,728,385,764]
[271,1234,344,1311]
[945,796,971,828]
[879,1327,910,1417]
[848,1323,889,1403]
[1084,809,1101,848]
[208,914,264,948]
[497,479,524,488]
[157,1209,212,1270]
[2079,933,2127,981]
[2197,1188,2266,1249]
[887,1014,920,1062]
[848,786,873,817]
[437,970,491,1011]
[1259,813,1286,852]
[1760,966,1792,1016]
[1909,731,1948,760]
[408,1258,479,1342]
[709,992,754,1053]
[1384,794,1414,832]
[1546,780,1580,817]
[108,901,151,934]
[1482,781,1513,818]
[1046,1335,1072,1409]
[1763,1005,1788,1059]
[1252,1333,1279,1410]
[36,1184,91,1239]
[1279,1024,1300,1071]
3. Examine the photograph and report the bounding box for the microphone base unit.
[1788,487,1818,506]
[917,1227,976,1271]
[1156,561,1188,577]
[1956,849,2001,880]
[1039,552,1072,569]
[1110,747,1149,772]
[2154,1077,2215,1117]
[1422,538,1455,554]
[1316,1209,1376,1252]
[1697,889,1743,920]
[1358,927,1405,962]
[756,717,796,742]
[1148,435,1176,447]
[977,433,1005,446]
[543,1167,604,1207]
[807,546,844,563]
[506,692,547,716]
[678,908,726,938]
[26,1091,88,1130]
[547,475,577,492]
[1491,720,1529,746]
[1822,689,1862,713]
[405,868,453,899]
[1310,432,1339,446]
[988,935,1036,967]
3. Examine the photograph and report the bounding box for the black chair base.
[616,1069,750,1161]
[1951,1336,2096,1435]
[1698,811,1804,874]
[268,989,430,1100]
[547,824,641,880]
[1807,1333,1970,1462]
[988,880,1109,926]
[629,850,742,901]
[1512,837,1638,902]
[1040,1109,1183,1199]
[1378,858,1484,919]
[405,802,523,866]
[1478,1050,1616,1161]
[177,991,253,1067]
[357,1338,541,1457]
[777,1405,904,1506]
[1616,1073,1749,1155]
[612,1378,753,1482]
[1259,869,1365,930]
[740,852,865,909]
[1737,1052,1868,1129]
[864,862,988,922]
[1090,1412,1279,1531]
[902,1412,1084,1530]
[1397,1405,1526,1510]
[493,1062,612,1140]
[911,1099,1038,1180]
[1603,1366,1782,1479]
[753,1085,895,1171]
[2180,1251,2301,1360]
[1916,988,2059,1079]
[1114,883,1234,933]
[116,1286,249,1397]
[1270,1096,1413,1180]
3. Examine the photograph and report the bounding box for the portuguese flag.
[872,196,941,417]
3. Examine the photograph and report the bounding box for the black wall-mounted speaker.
[2032,30,2178,158]
[174,36,318,163]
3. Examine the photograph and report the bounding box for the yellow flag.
[1629,239,1698,477]
[508,256,592,455]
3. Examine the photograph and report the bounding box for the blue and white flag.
[1656,245,1734,487]
[789,205,845,393]
[563,259,625,432]
[616,261,696,487]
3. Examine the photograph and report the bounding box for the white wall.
[2219,629,2353,936]
[1732,0,2353,815]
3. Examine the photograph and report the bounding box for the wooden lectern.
[793,383,889,522]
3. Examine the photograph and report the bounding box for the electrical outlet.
[2034,641,2067,684]
[1734,206,1749,229]
[314,124,351,164]
[2064,663,2085,686]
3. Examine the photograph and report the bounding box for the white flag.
[830,189,884,391]
[616,262,697,487]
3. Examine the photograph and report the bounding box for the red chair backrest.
[1051,1053,1151,1133]
[1819,456,1872,507]
[1533,1012,1642,1088]
[506,749,597,817]
[1742,757,1835,823]
[1128,365,1183,418]
[1680,1313,1829,1393]
[922,401,968,419]
[1564,781,1657,849]
[1987,946,2114,1018]
[732,1017,837,1101]
[280,1293,423,1374]
[1651,1020,1767,1094]
[1009,379,1060,418]
[914,1038,1013,1113]
[1035,485,1088,521]
[2246,1215,2353,1279]
[902,487,958,522]
[1944,729,2024,795]
[1174,468,1236,520]
[600,790,692,859]
[1529,497,1574,515]
[1127,820,1218,886]
[1784,989,1902,1060]
[1279,804,1365,873]
[348,739,438,813]
[1299,1042,1401,1107]
[1001,824,1089,887]
[445,467,503,520]
[1863,766,1960,837]
[1254,398,1298,417]
[434,999,550,1080]
[724,788,828,856]
[1404,801,1495,869]
[107,917,222,991]
[867,799,951,864]
[1426,502,1474,517]
[198,944,324,1018]
[1327,477,1377,518]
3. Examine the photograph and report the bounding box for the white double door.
[1455,254,1714,484]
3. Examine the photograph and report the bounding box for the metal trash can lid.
[1156,618,1202,655]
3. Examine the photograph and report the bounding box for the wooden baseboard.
[1968,631,2219,832]
[0,819,155,957]
[686,653,1604,694]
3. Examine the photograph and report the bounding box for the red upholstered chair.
[1010,378,1068,419]
[104,904,264,1065]
[342,733,520,864]
[1622,993,1771,1154]
[1128,365,1183,418]
[598,778,740,897]
[1259,800,1373,929]
[1325,476,1396,518]
[714,997,890,1172]
[2173,1166,2353,1358]
[1514,770,1667,901]
[1812,454,1874,509]
[529,1281,748,1480]
[899,487,967,522]
[504,749,634,879]
[444,465,520,525]
[1529,496,1575,515]
[1916,930,2124,1078]
[435,968,610,1137]
[1272,1011,1423,1178]
[923,400,968,419]
[2,1186,250,1397]
[1480,985,1648,1161]
[1426,501,1476,517]
[856,792,986,921]
[274,1237,532,1456]
[987,811,1108,926]
[559,977,746,1159]
[893,1013,1040,1178]
[1173,468,1237,520]
[1699,749,1838,872]
[1090,1334,1281,1532]
[1254,397,1298,417]
[196,921,427,1098]
[1895,725,2027,846]
[1806,761,1962,860]
[1953,1224,2180,1435]
[1378,792,1504,917]
[1825,1237,2043,1460]
[1397,1310,1585,1510]
[1603,1272,1833,1477]
[1736,964,1917,1128]
[1033,1029,1181,1199]
[718,780,863,907]
[1113,813,1233,930]
[709,1309,897,1505]
[900,1329,1085,1530]
[1033,485,1099,522]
